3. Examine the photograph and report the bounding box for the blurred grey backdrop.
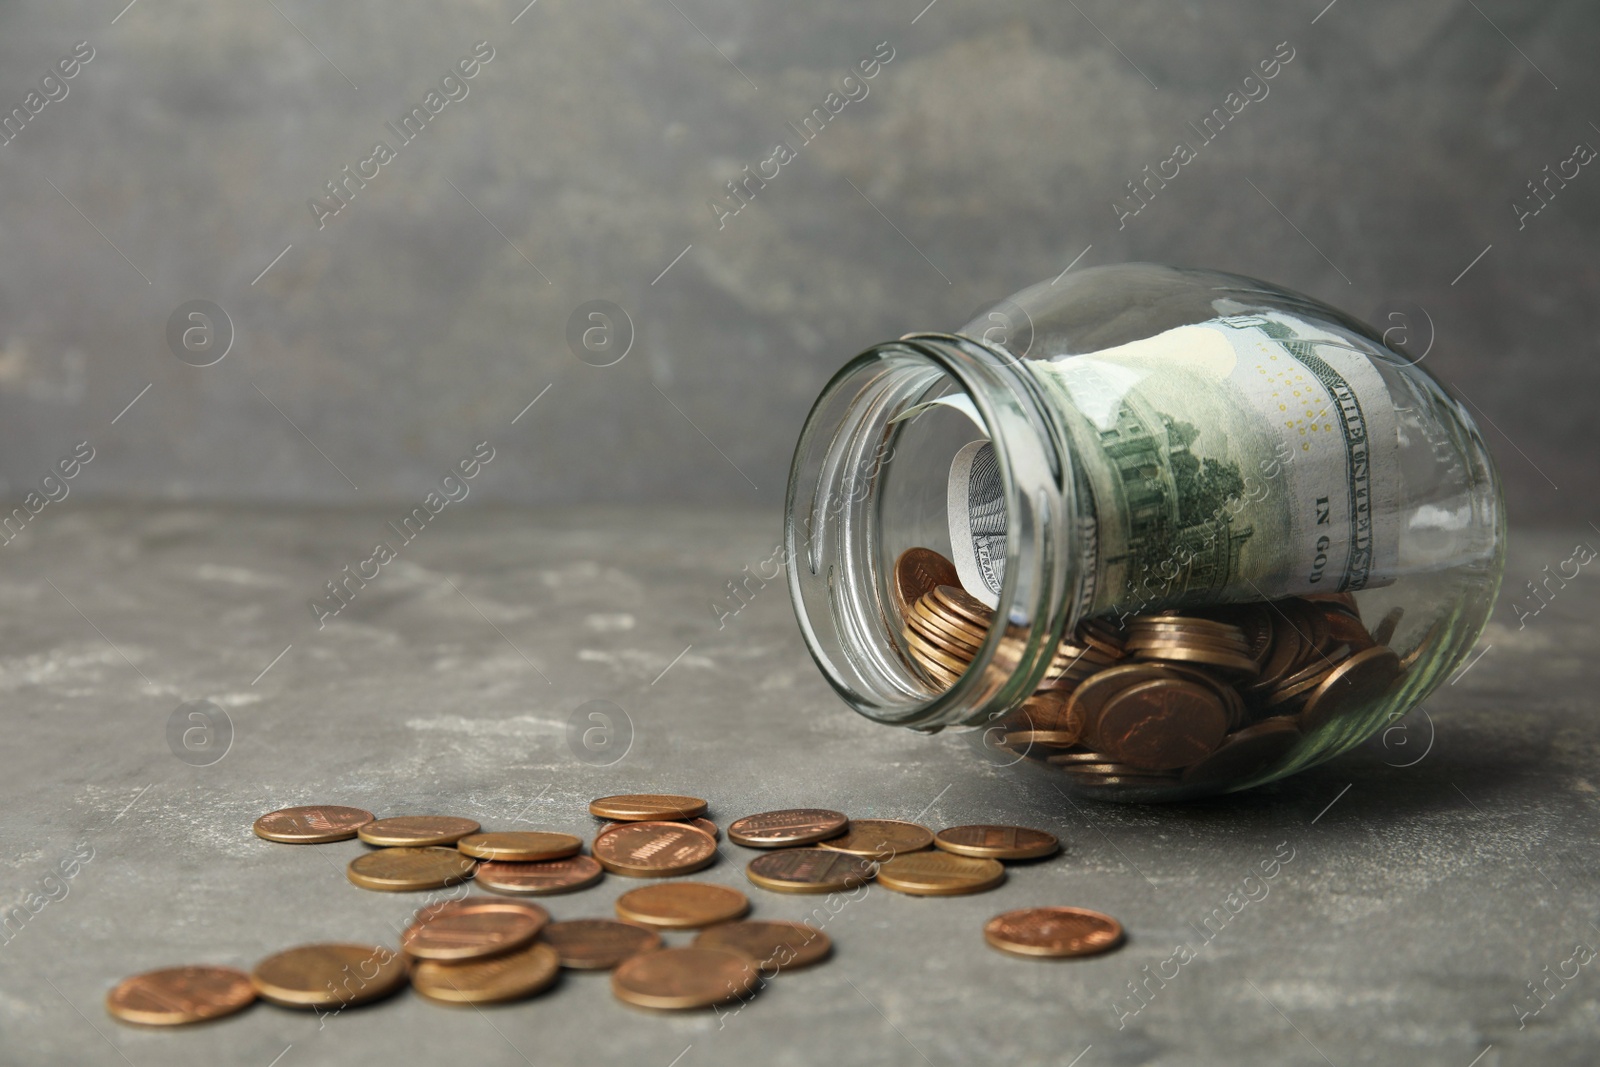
[0,0,1592,522]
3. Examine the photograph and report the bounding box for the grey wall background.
[0,0,1592,522]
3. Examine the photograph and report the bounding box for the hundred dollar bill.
[949,312,1401,616]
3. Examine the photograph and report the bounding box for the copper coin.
[1002,729,1083,748]
[911,599,987,651]
[745,849,877,894]
[615,882,751,929]
[1044,749,1121,765]
[457,831,582,862]
[904,628,974,674]
[252,805,373,844]
[599,817,719,842]
[877,852,1005,896]
[1297,645,1402,732]
[694,921,832,972]
[1371,605,1404,647]
[592,821,717,877]
[357,815,480,847]
[983,907,1125,958]
[474,855,605,896]
[1096,679,1229,770]
[105,965,256,1026]
[1012,693,1082,737]
[893,548,961,620]
[934,825,1059,861]
[347,846,476,891]
[816,819,934,859]
[1181,718,1302,788]
[412,941,561,1005]
[727,808,848,848]
[401,897,549,960]
[930,585,993,628]
[1067,663,1170,734]
[540,919,662,970]
[588,794,708,821]
[251,943,408,1009]
[611,946,759,1011]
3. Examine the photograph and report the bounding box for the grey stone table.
[0,506,1594,1066]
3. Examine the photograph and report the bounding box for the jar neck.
[785,330,1086,730]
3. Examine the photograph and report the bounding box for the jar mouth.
[784,331,1081,729]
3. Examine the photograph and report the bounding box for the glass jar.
[785,263,1504,801]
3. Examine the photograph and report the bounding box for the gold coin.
[693,921,831,972]
[474,855,605,896]
[250,943,408,1009]
[252,805,373,844]
[588,794,708,821]
[726,808,847,848]
[934,824,1059,861]
[400,897,549,960]
[614,882,750,929]
[412,941,560,1005]
[877,852,1005,896]
[357,815,481,847]
[815,819,934,859]
[745,849,877,894]
[347,846,476,891]
[592,821,717,877]
[983,907,1124,958]
[611,946,759,1011]
[540,919,662,970]
[105,965,256,1026]
[456,831,582,862]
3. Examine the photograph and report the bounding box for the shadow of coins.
[166,300,233,367]
[167,699,233,766]
[567,699,632,766]
[566,300,633,367]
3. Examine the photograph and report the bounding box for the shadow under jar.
[785,264,1505,801]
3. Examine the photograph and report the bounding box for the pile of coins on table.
[894,547,1420,793]
[104,794,1125,1027]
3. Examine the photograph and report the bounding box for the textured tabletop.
[0,505,1592,1066]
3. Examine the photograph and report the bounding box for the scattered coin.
[473,855,605,896]
[400,897,549,960]
[250,943,408,1009]
[346,846,476,892]
[745,849,877,894]
[983,907,1125,958]
[816,819,934,859]
[541,919,662,970]
[105,965,256,1026]
[611,946,759,1011]
[727,808,848,848]
[934,825,1059,861]
[693,921,832,972]
[614,882,750,929]
[457,831,582,862]
[876,852,1005,896]
[599,817,720,841]
[412,941,561,1006]
[357,815,481,848]
[592,821,717,877]
[588,794,708,822]
[253,805,373,844]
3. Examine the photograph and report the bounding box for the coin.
[1181,718,1302,788]
[540,919,662,970]
[1094,678,1228,770]
[727,808,848,848]
[105,965,256,1026]
[745,849,877,894]
[934,825,1059,861]
[1297,645,1402,731]
[588,794,708,821]
[983,907,1125,958]
[401,897,549,960]
[1066,663,1170,731]
[346,846,476,891]
[474,855,605,896]
[250,943,408,1009]
[599,817,720,842]
[815,819,934,859]
[1002,729,1083,747]
[611,946,759,1011]
[456,831,582,862]
[614,882,750,929]
[357,815,481,847]
[253,805,373,844]
[876,851,1005,896]
[592,821,717,877]
[893,548,961,620]
[412,941,561,1005]
[1371,605,1404,647]
[694,921,832,972]
[904,628,974,674]
[930,585,993,629]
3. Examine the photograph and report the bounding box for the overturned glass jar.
[785,264,1504,801]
